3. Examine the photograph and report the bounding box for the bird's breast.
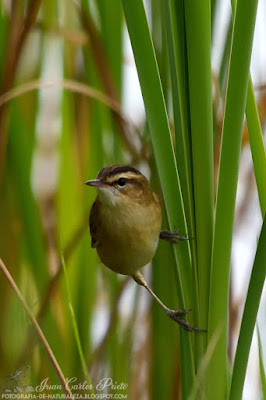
[97,198,162,275]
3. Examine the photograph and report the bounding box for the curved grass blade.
[246,77,266,215]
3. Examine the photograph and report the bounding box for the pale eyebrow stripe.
[107,172,142,183]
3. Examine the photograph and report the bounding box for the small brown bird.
[85,165,201,331]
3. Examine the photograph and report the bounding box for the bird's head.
[85,165,155,208]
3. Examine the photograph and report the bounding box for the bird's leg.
[160,229,191,243]
[132,271,205,332]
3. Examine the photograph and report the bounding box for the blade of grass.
[210,0,218,36]
[246,77,266,215]
[121,0,196,397]
[97,0,124,162]
[208,0,259,398]
[164,0,196,261]
[257,326,266,399]
[0,258,74,399]
[229,213,266,399]
[152,0,169,98]
[97,0,123,94]
[0,79,121,114]
[61,254,94,394]
[218,17,232,93]
[166,0,193,228]
[231,0,266,218]
[152,209,180,399]
[184,0,214,342]
[0,78,141,160]
[164,2,202,359]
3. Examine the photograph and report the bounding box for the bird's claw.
[166,309,206,332]
[159,229,191,243]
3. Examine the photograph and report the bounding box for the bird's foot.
[166,309,206,332]
[159,229,192,243]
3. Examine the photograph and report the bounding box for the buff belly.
[96,201,161,276]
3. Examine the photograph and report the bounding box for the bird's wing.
[89,199,100,248]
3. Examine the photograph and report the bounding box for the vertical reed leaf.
[152,208,180,399]
[166,0,193,223]
[164,0,195,257]
[164,2,201,355]
[229,214,266,399]
[184,0,214,343]
[258,327,266,399]
[208,0,259,398]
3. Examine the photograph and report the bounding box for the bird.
[85,164,202,331]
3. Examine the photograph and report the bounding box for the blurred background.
[0,0,265,399]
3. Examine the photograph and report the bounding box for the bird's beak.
[85,179,105,187]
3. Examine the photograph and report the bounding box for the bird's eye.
[117,178,126,187]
